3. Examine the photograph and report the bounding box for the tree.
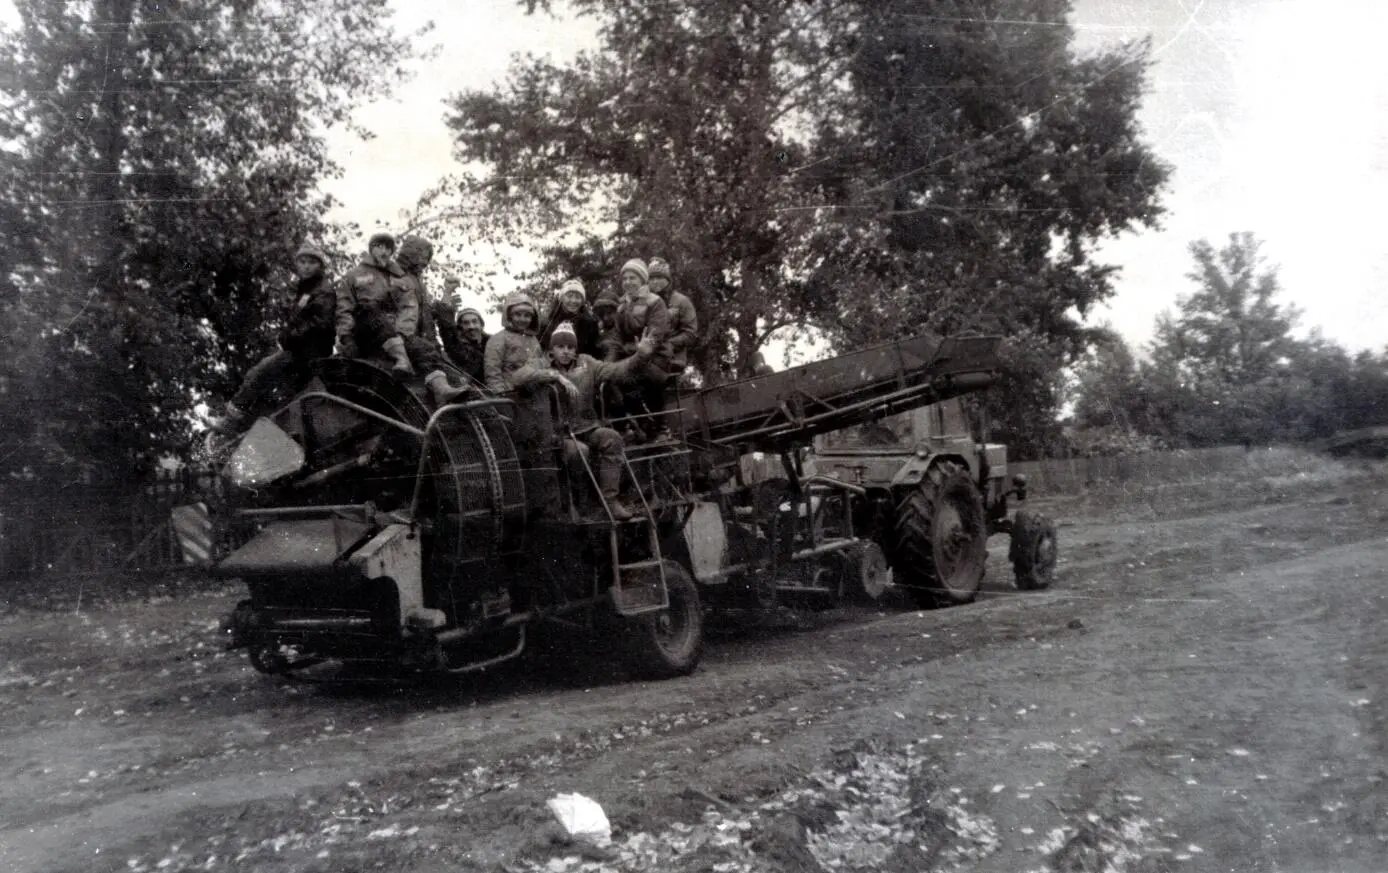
[440,0,1166,439]
[1166,233,1300,386]
[1141,233,1301,446]
[801,0,1169,454]
[442,0,866,379]
[0,0,424,484]
[1070,326,1142,430]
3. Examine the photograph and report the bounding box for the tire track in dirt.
[2,485,1386,872]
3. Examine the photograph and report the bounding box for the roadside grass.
[1050,448,1384,521]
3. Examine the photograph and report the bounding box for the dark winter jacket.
[615,287,671,361]
[592,289,624,362]
[539,297,602,358]
[656,287,698,369]
[392,272,433,342]
[278,273,337,360]
[393,236,437,343]
[334,253,406,343]
[433,301,489,385]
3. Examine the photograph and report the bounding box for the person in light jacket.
[544,321,660,520]
[647,257,698,373]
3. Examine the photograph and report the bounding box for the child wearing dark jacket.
[207,242,337,434]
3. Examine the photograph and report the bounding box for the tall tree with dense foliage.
[1141,233,1302,445]
[801,0,1168,456]
[442,0,1167,456]
[0,0,423,484]
[1067,235,1388,450]
[1070,326,1142,430]
[444,0,856,381]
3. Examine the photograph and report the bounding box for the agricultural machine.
[195,332,1056,681]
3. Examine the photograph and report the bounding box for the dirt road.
[2,457,1386,872]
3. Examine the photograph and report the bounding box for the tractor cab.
[809,398,1005,494]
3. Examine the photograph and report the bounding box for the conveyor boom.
[679,334,1002,451]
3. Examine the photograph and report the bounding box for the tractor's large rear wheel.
[891,462,988,608]
[621,560,703,679]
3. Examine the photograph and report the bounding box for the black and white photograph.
[1,0,1385,870]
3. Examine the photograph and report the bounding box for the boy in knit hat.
[646,257,698,374]
[208,242,337,434]
[483,292,577,397]
[614,259,673,437]
[483,292,580,516]
[544,319,659,520]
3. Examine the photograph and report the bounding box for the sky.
[2,0,1383,353]
[320,0,1388,354]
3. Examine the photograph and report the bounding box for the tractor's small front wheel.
[890,462,989,608]
[621,560,704,679]
[1010,510,1058,591]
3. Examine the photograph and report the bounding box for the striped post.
[169,502,213,565]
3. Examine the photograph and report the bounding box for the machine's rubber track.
[890,461,988,608]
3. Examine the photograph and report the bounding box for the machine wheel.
[248,644,291,675]
[1010,510,1058,590]
[891,461,988,608]
[840,541,893,605]
[622,560,704,679]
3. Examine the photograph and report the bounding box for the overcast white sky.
[323,0,1388,353]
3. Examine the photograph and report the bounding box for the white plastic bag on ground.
[546,792,612,846]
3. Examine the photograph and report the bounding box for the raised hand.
[636,327,655,358]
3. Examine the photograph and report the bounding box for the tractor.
[804,398,1058,606]
[188,332,1057,682]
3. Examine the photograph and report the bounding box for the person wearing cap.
[484,292,581,515]
[539,278,601,357]
[646,257,698,373]
[207,242,337,433]
[483,291,578,398]
[433,277,490,386]
[613,258,673,435]
[544,320,659,520]
[333,231,413,375]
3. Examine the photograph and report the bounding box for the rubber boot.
[598,463,634,521]
[426,370,469,406]
[206,402,247,436]
[383,336,414,377]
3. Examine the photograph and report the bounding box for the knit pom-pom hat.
[548,321,578,348]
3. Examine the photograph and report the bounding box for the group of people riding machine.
[207,231,701,521]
